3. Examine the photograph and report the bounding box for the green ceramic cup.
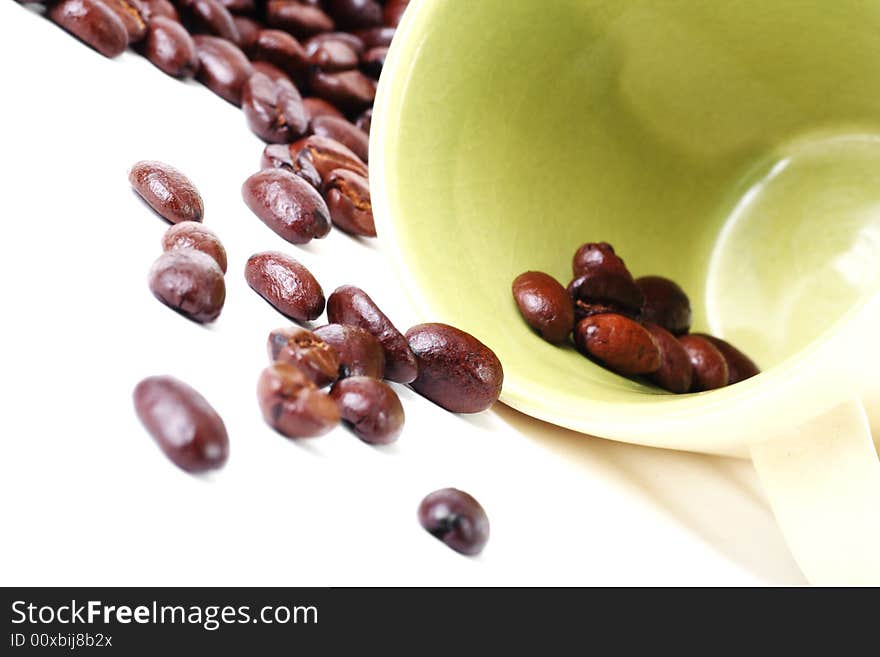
[371,0,880,583]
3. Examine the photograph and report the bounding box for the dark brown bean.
[327,285,418,383]
[260,144,323,190]
[643,323,693,393]
[48,0,129,58]
[568,272,644,313]
[360,46,387,78]
[148,250,226,323]
[304,31,365,56]
[140,0,179,22]
[330,376,403,444]
[573,300,633,323]
[102,0,148,43]
[311,115,369,162]
[384,0,408,27]
[309,69,376,113]
[354,107,371,134]
[511,271,574,345]
[305,37,359,71]
[143,16,200,78]
[245,251,325,321]
[418,488,490,556]
[290,135,369,182]
[133,376,229,473]
[314,324,385,379]
[573,314,661,376]
[129,160,204,224]
[251,60,292,84]
[216,0,253,13]
[232,16,261,54]
[636,276,692,336]
[303,97,346,121]
[323,168,375,237]
[697,335,760,385]
[241,169,331,243]
[251,29,309,82]
[267,326,339,387]
[161,222,227,273]
[324,0,382,30]
[242,73,309,143]
[179,0,240,44]
[257,363,340,438]
[406,323,504,413]
[193,35,253,105]
[354,25,395,48]
[572,242,632,279]
[678,334,729,391]
[265,0,334,39]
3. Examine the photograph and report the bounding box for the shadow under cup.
[373,0,880,454]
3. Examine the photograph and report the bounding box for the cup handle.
[750,399,880,585]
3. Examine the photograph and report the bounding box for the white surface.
[0,3,805,586]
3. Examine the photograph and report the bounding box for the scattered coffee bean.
[161,222,227,273]
[48,0,129,59]
[129,160,205,224]
[142,16,200,79]
[643,323,693,393]
[309,69,376,113]
[267,326,339,387]
[311,115,369,162]
[572,242,631,279]
[242,72,309,143]
[314,323,385,379]
[384,0,409,28]
[242,168,331,243]
[355,25,395,48]
[251,29,310,83]
[103,0,148,44]
[193,34,253,105]
[133,375,229,473]
[266,0,335,39]
[637,276,692,336]
[179,0,240,45]
[511,271,574,345]
[406,323,504,413]
[245,251,325,321]
[149,250,226,323]
[568,271,644,314]
[290,135,369,182]
[418,488,489,556]
[330,376,404,444]
[140,0,179,22]
[305,35,360,71]
[323,168,375,237]
[678,334,729,391]
[697,334,760,385]
[257,362,340,438]
[360,46,387,78]
[573,314,661,376]
[303,97,347,121]
[260,143,323,189]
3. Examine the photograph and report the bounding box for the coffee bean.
[573,314,661,376]
[232,16,261,55]
[267,326,339,387]
[511,271,574,344]
[161,222,227,273]
[290,135,369,182]
[406,323,503,413]
[193,35,253,105]
[418,488,489,556]
[257,362,340,438]
[251,60,292,84]
[251,29,309,83]
[303,97,346,121]
[573,300,632,323]
[242,72,309,143]
[327,285,418,383]
[314,324,385,379]
[304,31,365,56]
[309,69,376,113]
[241,169,331,243]
[217,0,253,13]
[142,16,199,78]
[572,242,632,279]
[678,334,729,391]
[323,168,375,237]
[260,144,323,189]
[140,0,179,22]
[636,276,692,336]
[129,160,204,224]
[384,0,409,28]
[48,0,129,58]
[245,251,325,321]
[133,376,229,473]
[311,115,369,162]
[325,0,382,30]
[354,25,395,48]
[305,36,360,71]
[179,0,240,45]
[354,107,371,134]
[643,323,693,393]
[265,0,335,39]
[697,335,760,385]
[148,250,226,323]
[330,376,404,444]
[103,0,148,43]
[360,46,386,78]
[568,271,644,313]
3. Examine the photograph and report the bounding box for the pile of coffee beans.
[513,242,759,393]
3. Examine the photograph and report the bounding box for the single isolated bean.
[133,376,229,473]
[568,271,644,314]
[242,72,309,144]
[179,0,240,45]
[48,0,129,58]
[314,324,385,379]
[384,0,409,27]
[406,323,504,414]
[233,16,261,55]
[148,250,226,323]
[323,168,375,237]
[637,276,692,336]
[142,16,200,79]
[267,326,339,388]
[327,285,417,383]
[265,0,335,39]
[324,0,382,30]
[572,242,632,279]
[304,97,346,121]
[102,0,148,43]
[355,26,395,48]
[193,35,253,105]
[418,488,490,556]
[161,222,227,273]
[512,271,574,345]
[245,251,325,322]
[643,323,693,393]
[360,47,387,79]
[697,335,760,385]
[573,314,661,376]
[678,334,729,391]
[251,29,310,83]
[242,169,331,243]
[257,363,340,438]
[305,37,360,72]
[290,135,369,182]
[355,107,372,134]
[140,0,179,21]
[309,68,376,113]
[129,160,204,224]
[330,376,404,444]
[260,144,323,190]
[311,115,369,163]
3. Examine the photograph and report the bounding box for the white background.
[0,2,805,585]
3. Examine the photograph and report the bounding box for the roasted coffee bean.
[161,222,227,272]
[406,323,504,413]
[324,0,382,30]
[143,16,200,78]
[311,115,369,162]
[267,326,339,387]
[678,334,729,391]
[217,0,253,13]
[354,25,395,48]
[133,376,229,473]
[304,31,365,56]
[573,300,632,323]
[309,69,376,113]
[643,323,693,393]
[242,169,331,243]
[251,60,292,84]
[360,46,386,78]
[193,35,253,105]
[179,0,240,44]
[257,363,340,438]
[305,37,359,72]
[48,0,129,58]
[251,29,309,82]
[384,0,409,27]
[148,250,226,323]
[265,0,334,39]
[314,323,385,379]
[327,285,417,383]
[242,72,309,143]
[355,107,371,134]
[303,97,346,121]
[260,144,323,189]
[636,276,692,336]
[141,0,179,21]
[323,169,375,237]
[330,376,404,444]
[129,160,204,224]
[232,16,261,54]
[418,488,490,556]
[573,314,661,376]
[697,335,760,385]
[568,271,644,313]
[290,135,369,182]
[103,0,148,43]
[572,241,632,279]
[511,271,574,345]
[245,251,325,321]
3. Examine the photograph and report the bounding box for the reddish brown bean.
[314,324,385,379]
[193,35,253,105]
[251,60,292,84]
[180,0,240,44]
[330,376,404,444]
[360,46,387,78]
[129,160,204,224]
[161,222,227,273]
[142,16,199,79]
[267,326,339,388]
[260,144,323,190]
[148,250,226,323]
[303,97,346,121]
[697,335,760,385]
[643,323,693,393]
[140,0,179,21]
[242,169,331,243]
[311,115,369,162]
[305,37,359,71]
[251,29,310,82]
[354,26,395,48]
[103,0,148,43]
[572,242,632,279]
[232,16,261,54]
[265,0,335,39]
[418,488,490,556]
[323,168,375,237]
[678,335,729,391]
[217,0,253,13]
[511,271,574,345]
[48,0,129,58]
[384,0,409,27]
[573,300,634,323]
[257,363,340,438]
[573,314,661,376]
[304,31,365,56]
[309,69,376,113]
[637,276,692,336]
[245,251,325,322]
[355,107,371,134]
[290,135,369,181]
[568,272,644,313]
[242,73,309,143]
[325,0,382,30]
